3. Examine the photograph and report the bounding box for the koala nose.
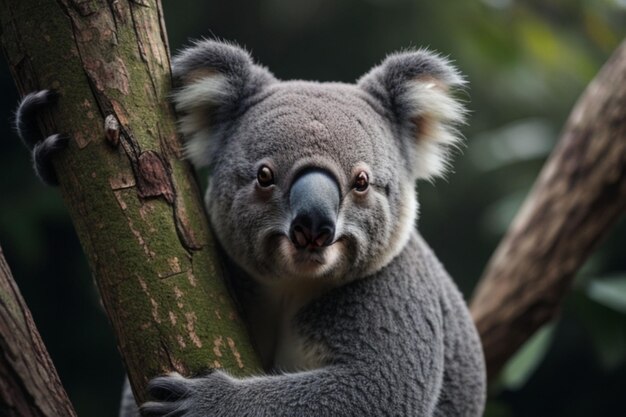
[289,169,340,249]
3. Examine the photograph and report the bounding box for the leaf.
[500,323,555,390]
[586,276,626,314]
[483,399,513,417]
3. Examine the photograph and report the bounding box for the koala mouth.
[293,247,327,265]
[277,235,343,277]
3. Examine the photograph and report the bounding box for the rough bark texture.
[470,40,626,380]
[0,245,77,417]
[0,0,260,403]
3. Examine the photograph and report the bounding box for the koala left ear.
[358,49,467,180]
[171,40,276,168]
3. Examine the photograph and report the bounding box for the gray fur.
[14,90,67,185]
[134,40,485,416]
[15,89,57,149]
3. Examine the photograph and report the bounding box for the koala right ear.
[357,50,467,180]
[171,40,276,167]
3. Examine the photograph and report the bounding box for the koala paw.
[14,90,69,186]
[141,373,193,417]
[141,371,234,417]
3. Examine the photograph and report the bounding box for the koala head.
[172,40,465,286]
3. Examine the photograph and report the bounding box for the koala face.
[172,41,465,285]
[205,82,416,284]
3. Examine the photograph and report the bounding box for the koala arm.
[143,346,444,417]
[142,234,449,417]
[143,363,439,417]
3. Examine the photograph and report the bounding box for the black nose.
[289,169,340,249]
[290,216,335,248]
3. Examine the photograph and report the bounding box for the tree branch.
[0,244,77,417]
[0,0,260,403]
[470,39,626,380]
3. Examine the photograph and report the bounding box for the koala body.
[142,41,486,417]
[15,40,486,417]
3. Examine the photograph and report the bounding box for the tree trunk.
[0,0,260,403]
[0,245,77,417]
[470,39,626,380]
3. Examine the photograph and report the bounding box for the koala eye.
[257,165,275,187]
[353,171,369,192]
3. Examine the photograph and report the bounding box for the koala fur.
[14,39,485,417]
[135,40,486,417]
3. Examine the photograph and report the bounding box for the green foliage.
[586,276,626,315]
[500,324,556,390]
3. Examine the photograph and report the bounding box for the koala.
[15,40,485,417]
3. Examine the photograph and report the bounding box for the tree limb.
[0,244,77,417]
[470,39,626,380]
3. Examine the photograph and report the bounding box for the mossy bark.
[0,0,260,403]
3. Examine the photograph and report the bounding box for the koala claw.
[15,90,59,147]
[140,400,188,417]
[147,373,193,402]
[141,371,236,417]
[32,133,69,186]
[14,89,68,186]
[141,373,196,417]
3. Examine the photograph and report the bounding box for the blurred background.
[1,0,625,416]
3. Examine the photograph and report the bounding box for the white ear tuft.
[170,74,230,168]
[172,74,230,113]
[404,79,467,180]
